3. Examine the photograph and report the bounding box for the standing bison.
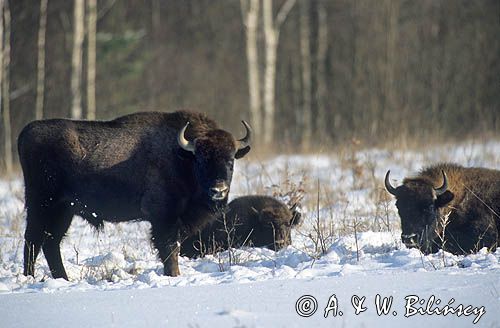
[181,195,302,258]
[18,110,252,279]
[385,163,500,254]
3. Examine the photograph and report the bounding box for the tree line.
[1,0,499,173]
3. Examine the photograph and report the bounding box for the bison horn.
[434,170,448,196]
[384,170,397,195]
[236,120,252,150]
[177,122,195,153]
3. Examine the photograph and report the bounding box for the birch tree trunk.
[86,0,96,120]
[299,0,311,148]
[35,0,48,120]
[385,0,399,129]
[0,0,3,121]
[315,0,327,142]
[1,0,12,175]
[262,0,296,145]
[70,0,85,119]
[262,0,276,145]
[240,0,261,142]
[429,0,441,127]
[149,0,160,108]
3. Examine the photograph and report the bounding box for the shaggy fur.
[18,110,251,279]
[388,163,500,254]
[181,195,302,258]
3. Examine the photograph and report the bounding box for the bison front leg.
[42,210,73,280]
[142,185,186,276]
[163,241,181,277]
[151,226,181,276]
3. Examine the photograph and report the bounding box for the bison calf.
[181,195,302,258]
[18,110,252,279]
[385,163,500,255]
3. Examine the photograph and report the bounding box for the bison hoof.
[164,265,180,277]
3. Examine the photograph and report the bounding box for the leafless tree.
[35,0,48,120]
[429,0,441,121]
[262,0,296,145]
[314,0,327,142]
[70,0,85,119]
[0,0,4,172]
[299,0,311,148]
[1,0,12,175]
[149,0,161,109]
[384,0,399,126]
[240,0,262,142]
[86,0,97,120]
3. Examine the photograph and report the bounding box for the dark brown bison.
[181,195,302,258]
[18,110,252,279]
[385,163,500,254]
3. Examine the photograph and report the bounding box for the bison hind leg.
[24,236,43,278]
[23,208,47,278]
[41,206,74,280]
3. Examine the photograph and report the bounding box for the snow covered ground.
[1,140,499,327]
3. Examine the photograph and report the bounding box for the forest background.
[0,0,499,173]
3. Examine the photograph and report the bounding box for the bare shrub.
[371,188,400,249]
[214,214,254,272]
[268,169,307,210]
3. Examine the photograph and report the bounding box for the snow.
[0,140,499,327]
[0,271,497,327]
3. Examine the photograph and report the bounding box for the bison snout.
[209,182,229,200]
[401,233,418,248]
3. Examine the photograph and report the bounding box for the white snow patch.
[0,140,499,327]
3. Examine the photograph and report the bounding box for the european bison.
[181,195,302,258]
[385,163,500,254]
[18,110,252,279]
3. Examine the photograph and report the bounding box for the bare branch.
[97,0,118,20]
[275,0,296,30]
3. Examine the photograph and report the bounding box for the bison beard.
[18,110,252,279]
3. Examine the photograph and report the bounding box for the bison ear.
[289,202,302,226]
[435,190,454,208]
[235,146,251,159]
[290,210,302,226]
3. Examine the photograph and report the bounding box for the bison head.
[385,170,454,253]
[253,204,302,251]
[178,121,252,204]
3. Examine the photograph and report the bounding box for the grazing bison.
[18,110,252,279]
[385,163,500,254]
[181,195,302,258]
